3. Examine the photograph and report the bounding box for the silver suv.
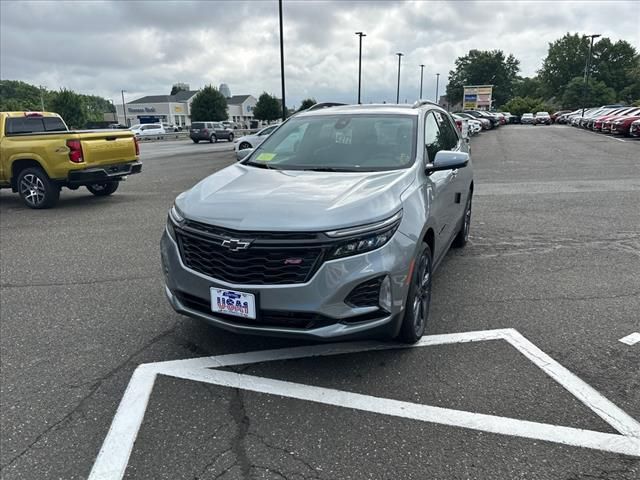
[161,102,473,343]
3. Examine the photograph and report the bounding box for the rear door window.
[43,117,67,132]
[5,117,46,134]
[192,123,205,129]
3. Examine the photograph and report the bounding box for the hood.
[176,164,413,231]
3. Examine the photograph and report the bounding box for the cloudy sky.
[1,0,638,107]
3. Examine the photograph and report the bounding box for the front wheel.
[228,133,234,142]
[17,167,60,209]
[210,134,217,143]
[398,243,432,344]
[86,182,119,196]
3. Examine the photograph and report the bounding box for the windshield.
[245,114,417,172]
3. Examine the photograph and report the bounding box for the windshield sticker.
[256,153,276,161]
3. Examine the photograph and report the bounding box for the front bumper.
[66,161,142,185]
[160,228,413,340]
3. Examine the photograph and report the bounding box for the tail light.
[133,135,140,156]
[455,120,462,131]
[66,139,84,163]
[202,129,209,134]
[25,112,43,117]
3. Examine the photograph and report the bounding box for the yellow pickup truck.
[0,111,141,208]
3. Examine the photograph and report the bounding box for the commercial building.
[115,90,257,128]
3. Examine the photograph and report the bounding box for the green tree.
[512,77,544,99]
[190,85,228,121]
[50,88,86,128]
[620,56,640,104]
[170,84,188,95]
[253,92,281,122]
[502,96,552,117]
[0,80,48,111]
[446,49,520,108]
[561,77,616,110]
[591,38,637,97]
[298,98,317,111]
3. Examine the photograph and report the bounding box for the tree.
[0,80,49,111]
[50,89,86,128]
[620,56,640,104]
[591,38,637,98]
[561,77,615,110]
[446,49,520,108]
[170,84,188,96]
[512,77,544,100]
[298,98,317,111]
[253,92,281,122]
[502,96,552,117]
[190,85,228,121]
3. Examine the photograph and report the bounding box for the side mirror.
[236,148,254,161]
[426,151,469,172]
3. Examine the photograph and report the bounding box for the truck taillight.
[133,135,140,156]
[455,120,462,130]
[66,139,84,163]
[202,129,208,134]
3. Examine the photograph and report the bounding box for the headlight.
[326,211,402,260]
[167,204,185,241]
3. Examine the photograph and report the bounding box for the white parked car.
[452,114,481,135]
[234,124,279,159]
[130,123,165,137]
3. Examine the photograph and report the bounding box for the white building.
[115,91,257,128]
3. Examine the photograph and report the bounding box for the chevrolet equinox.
[161,102,473,343]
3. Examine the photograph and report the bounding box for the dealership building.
[115,89,257,128]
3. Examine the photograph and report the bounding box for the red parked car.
[593,107,638,132]
[610,115,640,136]
[629,119,640,137]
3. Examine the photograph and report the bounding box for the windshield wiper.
[304,167,356,172]
[246,161,279,170]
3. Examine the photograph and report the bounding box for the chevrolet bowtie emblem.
[221,239,252,251]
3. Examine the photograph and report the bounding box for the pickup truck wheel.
[209,134,217,143]
[398,242,432,344]
[87,182,119,196]
[452,192,472,248]
[17,167,60,209]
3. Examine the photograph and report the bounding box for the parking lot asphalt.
[1,126,639,479]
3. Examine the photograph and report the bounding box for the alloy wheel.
[19,174,46,207]
[411,254,432,335]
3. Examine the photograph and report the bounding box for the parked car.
[462,110,497,128]
[455,112,491,130]
[610,115,640,136]
[162,123,180,132]
[108,123,129,129]
[499,112,518,124]
[629,119,640,137]
[189,122,235,143]
[131,123,165,137]
[534,112,551,125]
[0,111,141,208]
[521,113,535,124]
[234,124,279,159]
[451,114,481,135]
[222,121,238,130]
[550,110,572,123]
[162,102,474,343]
[595,107,639,132]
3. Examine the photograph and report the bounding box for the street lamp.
[435,73,440,104]
[355,32,366,104]
[396,53,403,104]
[419,64,425,99]
[121,90,127,127]
[279,0,286,121]
[581,34,601,117]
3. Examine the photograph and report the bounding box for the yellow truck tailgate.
[79,131,137,167]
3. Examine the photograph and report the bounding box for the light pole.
[121,90,127,126]
[419,64,425,99]
[435,73,440,103]
[355,32,366,104]
[279,0,286,121]
[39,85,45,111]
[581,34,601,117]
[396,53,403,104]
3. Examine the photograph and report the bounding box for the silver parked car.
[234,124,279,160]
[161,102,474,343]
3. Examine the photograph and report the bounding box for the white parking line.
[619,332,640,346]
[88,329,640,480]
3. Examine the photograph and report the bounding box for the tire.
[210,134,217,143]
[17,167,60,209]
[228,133,234,142]
[398,242,432,344]
[239,142,252,150]
[452,191,472,248]
[192,139,199,144]
[86,182,119,196]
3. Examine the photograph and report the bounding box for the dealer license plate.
[211,288,256,320]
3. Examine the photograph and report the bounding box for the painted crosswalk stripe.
[619,332,640,346]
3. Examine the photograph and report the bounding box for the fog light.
[379,275,392,313]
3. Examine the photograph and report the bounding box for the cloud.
[1,0,638,107]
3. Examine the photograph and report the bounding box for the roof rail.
[412,99,440,109]
[306,102,348,111]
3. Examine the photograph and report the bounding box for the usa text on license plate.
[211,288,256,319]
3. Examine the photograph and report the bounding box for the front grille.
[183,219,317,240]
[345,276,384,308]
[175,224,324,285]
[174,290,383,329]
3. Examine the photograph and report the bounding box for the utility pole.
[435,73,440,104]
[39,85,45,111]
[121,90,127,126]
[396,53,403,104]
[279,0,286,121]
[419,64,425,99]
[355,32,366,104]
[581,34,601,117]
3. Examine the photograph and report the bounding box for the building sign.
[174,106,183,113]
[128,106,156,113]
[463,85,493,110]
